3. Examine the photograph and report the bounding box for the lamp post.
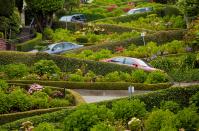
[128,85,134,99]
[141,32,146,46]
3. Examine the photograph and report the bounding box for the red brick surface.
[0,39,6,50]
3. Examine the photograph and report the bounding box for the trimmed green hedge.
[8,80,172,90]
[52,21,153,34]
[0,108,73,130]
[71,29,186,53]
[0,107,69,125]
[98,85,199,111]
[0,51,134,75]
[16,33,42,52]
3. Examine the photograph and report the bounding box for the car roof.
[111,56,139,60]
[47,42,75,48]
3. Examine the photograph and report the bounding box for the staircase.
[16,26,35,43]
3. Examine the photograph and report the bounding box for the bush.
[90,123,115,131]
[112,99,146,124]
[33,60,61,76]
[131,70,148,83]
[64,104,114,131]
[34,122,55,131]
[68,74,84,82]
[175,107,199,130]
[0,91,10,114]
[0,79,8,91]
[49,99,69,108]
[43,27,54,40]
[189,91,199,107]
[4,64,29,79]
[76,36,88,43]
[145,71,170,84]
[32,91,49,109]
[16,33,42,51]
[145,109,176,131]
[9,88,32,112]
[103,71,121,82]
[160,101,180,113]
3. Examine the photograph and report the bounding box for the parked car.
[59,14,86,23]
[127,7,153,15]
[43,42,83,54]
[100,56,160,72]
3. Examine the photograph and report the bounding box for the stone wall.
[0,39,6,50]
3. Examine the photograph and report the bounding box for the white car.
[59,14,86,23]
[127,7,153,15]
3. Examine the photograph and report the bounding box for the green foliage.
[112,99,146,123]
[64,104,114,131]
[175,107,199,130]
[180,54,196,70]
[145,71,170,84]
[49,99,69,108]
[160,101,180,113]
[103,71,121,82]
[0,91,10,114]
[16,33,42,51]
[131,70,148,83]
[4,64,29,79]
[0,79,8,92]
[0,0,15,17]
[90,123,115,131]
[43,27,54,40]
[34,122,55,131]
[68,74,84,82]
[9,88,32,112]
[145,109,176,131]
[189,91,199,107]
[33,60,61,76]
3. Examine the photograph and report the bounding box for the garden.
[0,0,199,130]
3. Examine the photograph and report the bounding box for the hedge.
[16,33,42,52]
[71,29,186,53]
[98,85,199,111]
[0,108,73,130]
[0,51,134,75]
[52,21,154,34]
[0,107,69,125]
[8,80,173,90]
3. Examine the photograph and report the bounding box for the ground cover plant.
[0,60,170,84]
[95,14,185,31]
[1,85,199,130]
[0,80,73,114]
[63,40,189,61]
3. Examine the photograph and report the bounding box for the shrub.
[9,88,32,112]
[49,99,69,108]
[104,71,121,82]
[189,91,199,107]
[145,71,170,84]
[32,91,49,109]
[175,107,199,130]
[128,117,141,131]
[145,109,176,131]
[64,104,114,131]
[68,74,84,82]
[4,64,29,79]
[34,122,55,131]
[90,122,115,131]
[76,36,88,43]
[33,60,61,76]
[0,79,8,92]
[131,70,148,83]
[43,27,54,40]
[0,91,10,114]
[160,101,180,113]
[112,99,146,124]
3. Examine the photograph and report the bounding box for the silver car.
[43,42,83,54]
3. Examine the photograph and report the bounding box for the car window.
[124,58,136,65]
[52,44,63,51]
[79,15,85,19]
[111,57,125,63]
[63,43,73,48]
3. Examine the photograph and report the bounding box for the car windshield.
[136,59,150,67]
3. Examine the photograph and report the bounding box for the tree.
[177,0,199,28]
[15,0,23,13]
[64,0,80,14]
[25,0,64,32]
[0,0,15,17]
